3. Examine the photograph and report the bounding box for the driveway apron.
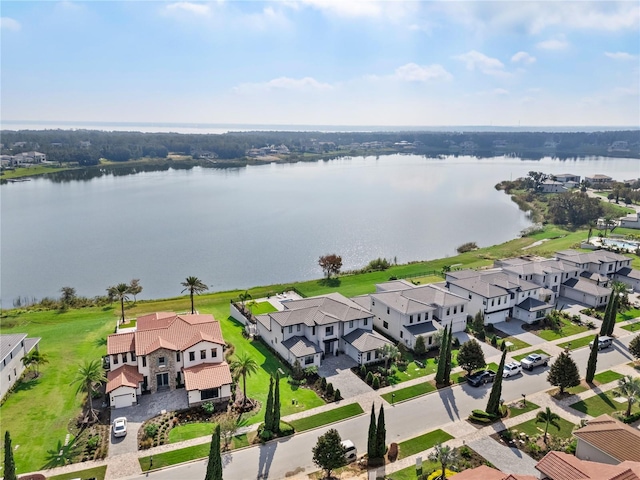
[317,354,371,398]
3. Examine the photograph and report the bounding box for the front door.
[156,372,169,390]
[324,340,333,355]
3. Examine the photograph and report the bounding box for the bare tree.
[318,254,342,279]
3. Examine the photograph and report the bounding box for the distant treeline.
[1,128,639,165]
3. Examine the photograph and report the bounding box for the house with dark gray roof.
[1,333,41,399]
[255,293,393,367]
[614,266,640,292]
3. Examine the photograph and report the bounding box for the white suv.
[341,440,357,463]
[503,361,522,378]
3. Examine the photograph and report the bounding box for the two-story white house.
[1,333,41,400]
[254,293,393,367]
[106,312,232,409]
[358,280,469,349]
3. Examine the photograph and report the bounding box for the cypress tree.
[605,293,619,336]
[486,348,507,416]
[600,291,615,336]
[586,334,599,383]
[273,372,281,433]
[376,404,386,459]
[443,325,453,386]
[204,424,223,480]
[367,404,377,459]
[4,431,17,480]
[264,375,274,433]
[435,325,449,385]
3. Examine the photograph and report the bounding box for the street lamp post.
[392,393,396,406]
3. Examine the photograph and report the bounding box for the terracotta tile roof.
[107,332,135,355]
[106,365,143,393]
[574,414,640,462]
[107,313,226,356]
[536,451,640,480]
[183,362,232,391]
[451,465,537,480]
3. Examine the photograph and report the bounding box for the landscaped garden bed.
[493,416,577,460]
[523,310,591,341]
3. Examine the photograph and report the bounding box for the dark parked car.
[467,370,497,387]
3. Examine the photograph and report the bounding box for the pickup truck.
[520,353,550,371]
[503,361,522,378]
[467,369,497,387]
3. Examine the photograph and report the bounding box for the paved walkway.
[28,316,640,480]
[468,437,539,476]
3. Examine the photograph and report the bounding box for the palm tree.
[22,350,48,378]
[428,443,458,480]
[181,276,209,314]
[614,375,640,417]
[71,359,106,420]
[230,353,259,409]
[586,220,596,243]
[238,291,252,313]
[107,283,132,323]
[535,407,561,443]
[376,344,400,372]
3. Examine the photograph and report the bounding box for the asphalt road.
[128,335,634,480]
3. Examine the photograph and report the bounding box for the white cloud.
[453,50,507,76]
[292,0,416,21]
[492,88,509,96]
[393,63,452,82]
[511,51,536,65]
[233,76,333,93]
[0,17,21,31]
[536,37,569,50]
[164,2,211,17]
[605,51,637,61]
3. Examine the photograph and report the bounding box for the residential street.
[125,334,635,480]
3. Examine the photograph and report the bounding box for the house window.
[158,356,166,367]
[312,326,316,335]
[349,320,353,328]
[469,294,472,299]
[304,355,314,365]
[372,300,375,306]
[498,298,501,305]
[417,314,421,321]
[200,350,206,360]
[189,352,195,362]
[297,324,301,332]
[8,375,10,382]
[446,308,450,315]
[113,355,119,365]
[554,276,558,282]
[400,331,404,338]
[326,326,334,336]
[131,352,136,361]
[288,326,293,334]
[142,356,147,367]
[428,336,432,345]
[367,352,371,361]
[211,349,217,358]
[491,300,494,307]
[609,264,613,271]
[536,310,545,319]
[409,315,413,324]
[461,305,464,313]
[425,312,429,320]
[363,319,368,326]
[201,388,219,400]
[453,306,457,314]
[122,353,128,362]
[383,321,388,329]
[176,352,181,362]
[387,307,390,314]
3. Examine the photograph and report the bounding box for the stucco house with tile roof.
[255,293,393,367]
[573,414,640,465]
[106,312,232,409]
[1,333,41,400]
[536,450,640,480]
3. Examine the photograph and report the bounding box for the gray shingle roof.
[516,297,552,312]
[563,278,612,296]
[343,329,394,353]
[556,249,631,265]
[371,284,467,315]
[405,321,439,336]
[281,336,322,357]
[616,267,640,280]
[0,333,27,363]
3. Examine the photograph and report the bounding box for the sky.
[1,0,639,127]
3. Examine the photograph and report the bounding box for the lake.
[2,154,638,306]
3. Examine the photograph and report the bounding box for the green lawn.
[386,461,441,480]
[289,403,364,432]
[558,335,595,351]
[507,401,540,418]
[48,465,108,480]
[622,321,640,332]
[381,381,436,404]
[535,318,588,341]
[169,422,215,443]
[570,390,640,417]
[611,227,640,236]
[510,416,576,440]
[593,370,624,385]
[407,274,445,285]
[397,429,454,459]
[514,350,551,362]
[249,301,277,315]
[617,308,640,323]
[501,336,531,351]
[0,164,72,179]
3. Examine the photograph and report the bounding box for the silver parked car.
[112,417,127,437]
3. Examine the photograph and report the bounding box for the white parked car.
[503,361,522,378]
[341,440,357,463]
[112,417,127,437]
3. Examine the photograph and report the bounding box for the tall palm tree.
[535,407,561,443]
[107,283,132,323]
[71,359,106,420]
[376,344,400,372]
[230,353,259,409]
[428,443,458,480]
[22,350,48,378]
[614,375,640,417]
[181,276,209,314]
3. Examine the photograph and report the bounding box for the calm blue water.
[1,154,638,305]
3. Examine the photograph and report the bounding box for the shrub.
[140,437,154,450]
[304,366,318,378]
[485,323,494,332]
[259,429,273,442]
[490,335,498,348]
[292,359,305,380]
[325,382,334,398]
[476,330,486,341]
[279,421,295,436]
[144,423,159,439]
[452,336,460,349]
[458,445,472,459]
[457,242,478,253]
[320,377,327,391]
[334,389,342,401]
[366,371,374,385]
[360,365,367,377]
[372,376,380,389]
[201,401,215,415]
[387,442,398,462]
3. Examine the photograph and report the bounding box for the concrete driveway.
[493,320,545,346]
[469,437,539,476]
[453,332,502,358]
[318,354,371,398]
[109,389,189,456]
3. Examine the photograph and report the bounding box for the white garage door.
[113,394,133,409]
[485,310,509,324]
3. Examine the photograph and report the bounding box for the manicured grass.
[617,308,640,323]
[514,349,550,362]
[510,416,576,440]
[381,381,436,404]
[169,422,215,443]
[507,401,540,418]
[48,465,108,480]
[611,227,640,236]
[558,335,595,351]
[408,274,445,285]
[0,164,72,179]
[249,301,277,315]
[535,318,588,341]
[622,321,640,332]
[501,336,531,351]
[397,429,454,459]
[593,370,624,385]
[570,390,640,417]
[289,403,364,432]
[386,461,441,480]
[390,358,437,383]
